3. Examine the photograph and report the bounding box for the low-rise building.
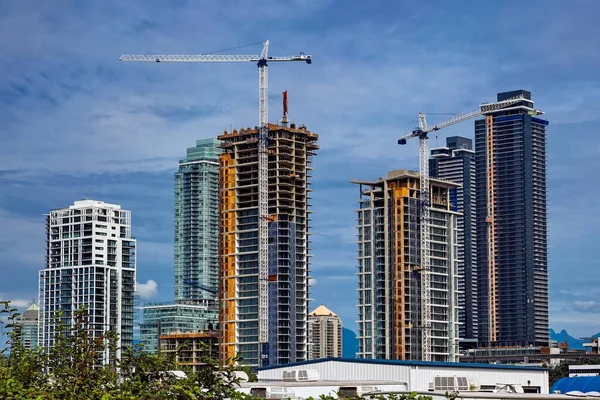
[159,331,219,372]
[257,358,549,393]
[140,302,218,354]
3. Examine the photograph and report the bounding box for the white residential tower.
[39,200,136,364]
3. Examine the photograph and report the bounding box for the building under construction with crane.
[353,170,461,362]
[119,41,312,365]
[353,93,535,362]
[219,99,319,367]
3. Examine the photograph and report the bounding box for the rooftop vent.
[432,376,470,392]
[282,369,319,382]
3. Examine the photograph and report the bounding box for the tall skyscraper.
[39,200,136,363]
[353,170,460,362]
[219,123,318,367]
[430,136,478,342]
[174,138,222,304]
[308,304,342,360]
[475,90,549,347]
[140,139,221,354]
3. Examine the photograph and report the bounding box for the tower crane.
[119,41,311,366]
[397,94,525,361]
[183,279,218,296]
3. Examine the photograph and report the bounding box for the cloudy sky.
[1,0,599,337]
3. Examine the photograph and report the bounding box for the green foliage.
[0,301,256,399]
[549,362,569,387]
[548,358,600,387]
[0,300,437,399]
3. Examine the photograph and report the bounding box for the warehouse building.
[256,358,549,394]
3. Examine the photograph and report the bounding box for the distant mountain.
[549,328,586,350]
[342,328,358,358]
[342,328,592,356]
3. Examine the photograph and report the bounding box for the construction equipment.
[397,94,525,361]
[280,90,289,125]
[119,41,311,366]
[183,279,218,296]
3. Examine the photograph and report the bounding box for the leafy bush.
[0,301,252,399]
[0,301,436,400]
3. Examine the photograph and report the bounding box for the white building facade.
[353,170,461,362]
[39,200,136,364]
[257,358,549,394]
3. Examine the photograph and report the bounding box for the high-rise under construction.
[353,170,460,362]
[219,122,318,367]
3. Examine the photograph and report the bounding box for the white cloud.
[308,277,317,286]
[1,0,600,337]
[0,208,45,269]
[573,301,600,313]
[136,279,158,299]
[10,299,33,308]
[0,298,32,309]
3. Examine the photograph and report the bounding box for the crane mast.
[120,41,311,366]
[257,43,270,361]
[398,94,525,361]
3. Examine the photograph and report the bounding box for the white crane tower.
[119,41,311,366]
[397,94,525,361]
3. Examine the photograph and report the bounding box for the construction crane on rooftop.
[397,94,526,361]
[183,279,218,296]
[119,41,312,366]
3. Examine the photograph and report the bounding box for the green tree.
[0,300,438,400]
[548,358,600,388]
[0,301,256,399]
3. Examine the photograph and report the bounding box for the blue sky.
[1,0,599,337]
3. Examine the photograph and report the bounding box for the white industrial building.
[256,358,549,394]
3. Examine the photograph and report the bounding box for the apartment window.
[95,239,104,243]
[97,232,107,236]
[96,224,107,229]
[95,246,104,251]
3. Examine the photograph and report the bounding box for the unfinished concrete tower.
[219,122,319,367]
[353,170,461,362]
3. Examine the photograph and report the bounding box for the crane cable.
[203,41,264,55]
[154,64,161,269]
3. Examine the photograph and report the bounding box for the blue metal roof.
[551,377,600,394]
[257,357,547,372]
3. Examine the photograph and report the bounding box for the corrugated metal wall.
[257,361,549,393]
[258,360,410,384]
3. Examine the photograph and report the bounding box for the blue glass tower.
[174,139,222,304]
[475,90,549,347]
